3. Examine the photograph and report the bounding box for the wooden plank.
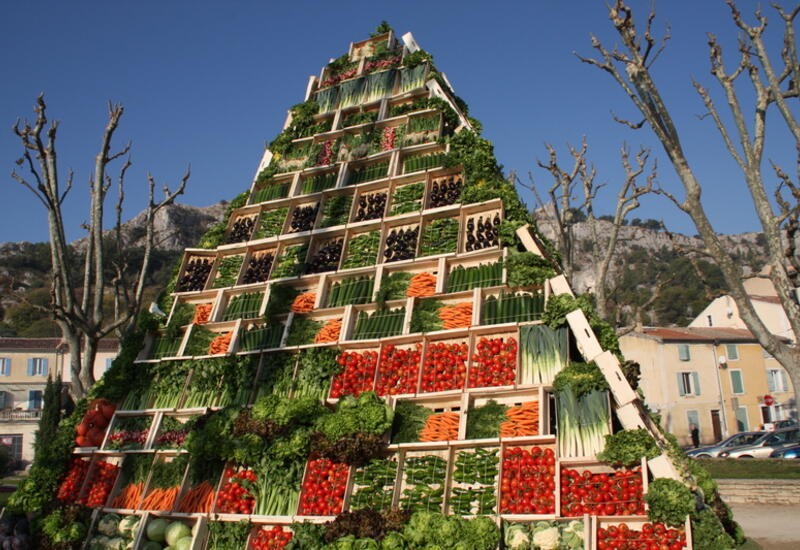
[566,309,603,362]
[594,351,638,407]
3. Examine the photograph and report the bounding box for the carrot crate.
[106,453,154,511]
[139,454,189,512]
[465,388,544,441]
[390,394,465,445]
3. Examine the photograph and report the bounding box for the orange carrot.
[438,302,473,329]
[111,481,143,509]
[291,292,317,313]
[315,318,342,343]
[419,411,460,441]
[193,303,213,324]
[208,332,232,354]
[177,480,215,513]
[407,272,437,297]
[500,401,539,437]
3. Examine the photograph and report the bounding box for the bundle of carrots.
[419,411,460,442]
[315,318,342,343]
[406,272,437,297]
[193,303,213,324]
[176,480,216,513]
[111,481,144,509]
[291,292,316,313]
[438,302,473,329]
[499,401,539,437]
[140,485,180,511]
[208,332,232,354]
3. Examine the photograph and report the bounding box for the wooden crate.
[418,333,469,394]
[390,393,465,445]
[219,287,268,322]
[591,515,692,550]
[498,442,558,518]
[465,387,544,442]
[245,523,295,549]
[340,226,382,271]
[418,211,461,259]
[207,251,247,290]
[328,344,380,400]
[282,199,321,236]
[349,180,391,226]
[150,411,201,452]
[467,327,520,390]
[105,453,156,511]
[135,514,208,550]
[501,516,591,550]
[84,509,145,550]
[387,175,427,218]
[443,249,504,294]
[221,207,260,247]
[139,453,190,513]
[478,287,546,327]
[346,454,401,512]
[447,443,501,516]
[182,320,240,358]
[102,412,158,451]
[285,309,347,347]
[268,239,311,281]
[174,250,216,294]
[566,309,604,362]
[375,340,424,396]
[397,447,450,514]
[558,457,647,518]
[168,290,221,326]
[249,173,296,205]
[345,301,408,342]
[459,200,503,255]
[318,270,376,309]
[239,244,280,285]
[304,232,346,275]
[380,218,421,266]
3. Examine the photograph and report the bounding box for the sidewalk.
[730,503,800,550]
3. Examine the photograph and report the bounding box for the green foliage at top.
[505,251,557,288]
[403,512,500,550]
[645,478,696,527]
[268,100,324,156]
[197,191,250,250]
[402,50,432,69]
[371,21,393,37]
[543,293,620,354]
[444,130,529,223]
[597,428,660,467]
[552,362,609,398]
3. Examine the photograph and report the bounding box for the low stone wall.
[716,479,800,504]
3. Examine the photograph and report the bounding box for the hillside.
[0,202,768,336]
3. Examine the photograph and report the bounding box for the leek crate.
[464,387,545,442]
[389,393,465,446]
[346,454,401,512]
[558,457,648,518]
[397,447,450,514]
[418,332,469,394]
[375,340,423,396]
[447,443,501,516]
[498,442,558,519]
[467,326,520,390]
[591,516,692,550]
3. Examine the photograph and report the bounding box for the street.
[730,503,800,549]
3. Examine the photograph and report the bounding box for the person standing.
[690,423,700,448]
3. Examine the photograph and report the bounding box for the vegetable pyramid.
[42,24,740,550]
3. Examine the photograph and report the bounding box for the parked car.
[686,431,765,458]
[770,443,800,459]
[773,419,798,429]
[718,427,800,458]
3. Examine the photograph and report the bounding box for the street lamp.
[711,342,729,438]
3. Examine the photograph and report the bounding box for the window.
[767,369,789,392]
[0,358,9,376]
[734,406,749,432]
[730,370,745,394]
[706,315,713,327]
[28,390,42,410]
[0,435,23,463]
[26,357,48,377]
[686,410,699,431]
[105,358,114,372]
[726,344,739,361]
[678,344,691,361]
[0,391,11,409]
[677,371,701,396]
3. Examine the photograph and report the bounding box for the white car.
[718,427,800,458]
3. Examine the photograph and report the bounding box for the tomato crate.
[174,251,216,294]
[502,516,590,550]
[240,245,280,285]
[328,344,380,399]
[468,328,519,389]
[499,442,558,517]
[418,333,469,394]
[447,444,501,516]
[558,458,647,518]
[136,513,208,550]
[390,393,465,445]
[246,523,295,549]
[346,455,401,512]
[213,465,259,515]
[375,340,423,396]
[460,201,503,254]
[56,455,94,504]
[220,287,268,322]
[151,412,201,452]
[465,387,545,442]
[591,516,692,550]
[103,412,158,451]
[479,287,545,326]
[105,453,156,511]
[296,458,351,517]
[139,453,190,513]
[397,448,450,514]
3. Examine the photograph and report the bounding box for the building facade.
[620,327,795,446]
[0,338,118,465]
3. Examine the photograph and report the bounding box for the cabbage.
[165,522,191,547]
[379,532,406,550]
[175,536,193,550]
[146,518,170,542]
[105,537,126,550]
[140,542,163,550]
[531,526,560,550]
[118,516,139,538]
[97,514,121,537]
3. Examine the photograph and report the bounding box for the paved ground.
[730,503,800,550]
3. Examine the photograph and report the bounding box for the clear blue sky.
[1,1,795,244]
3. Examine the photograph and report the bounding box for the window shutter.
[767,370,777,392]
[677,373,687,396]
[780,370,789,392]
[692,372,701,395]
[731,371,744,394]
[678,344,690,361]
[26,358,34,376]
[1,358,8,376]
[726,344,739,360]
[42,358,49,376]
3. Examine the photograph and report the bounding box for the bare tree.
[579,1,800,405]
[527,138,654,319]
[11,95,189,399]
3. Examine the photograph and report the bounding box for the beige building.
[0,338,118,464]
[619,327,795,446]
